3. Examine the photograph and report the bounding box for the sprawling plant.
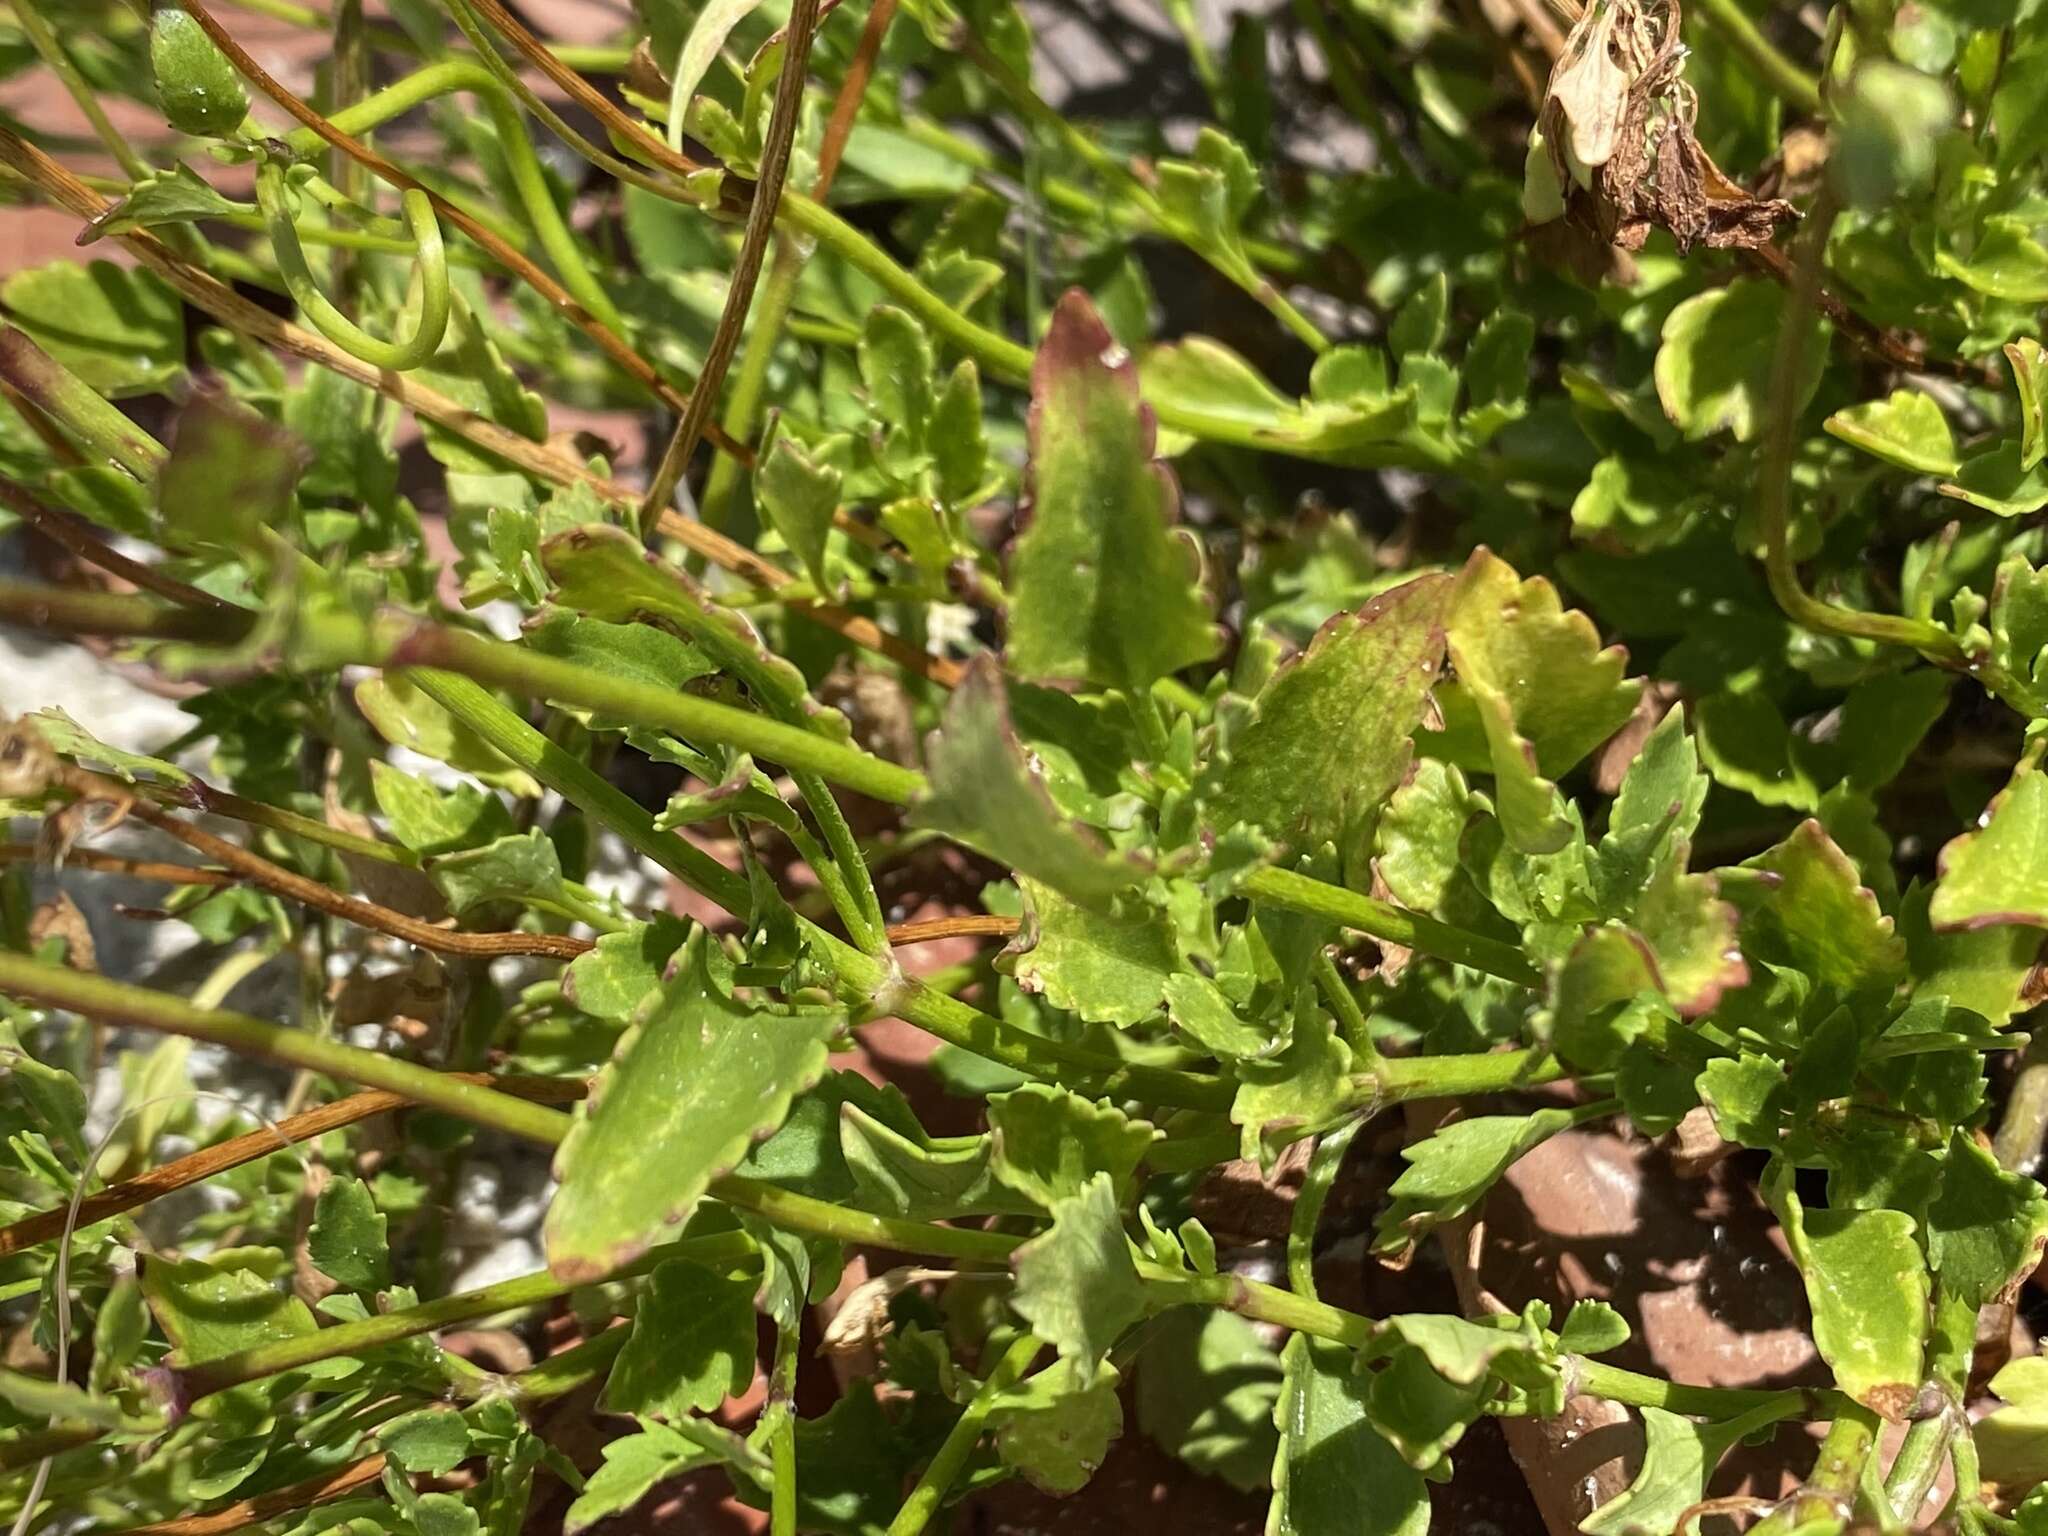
[1,0,2047,1530]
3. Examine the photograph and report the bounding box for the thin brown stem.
[0,482,240,613]
[813,0,897,194]
[459,0,701,179]
[0,843,233,887]
[883,914,1018,944]
[126,802,595,960]
[639,0,824,535]
[116,1455,388,1536]
[0,1076,585,1257]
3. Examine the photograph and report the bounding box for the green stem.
[179,1231,754,1397]
[14,0,151,180]
[1887,1288,1974,1524]
[1752,188,2030,717]
[1754,1402,1880,1535]
[1241,866,1542,988]
[1575,1359,1823,1420]
[1287,1116,1363,1298]
[713,1175,1021,1263]
[1690,0,1822,115]
[700,245,804,531]
[1375,1048,1570,1103]
[886,1332,1043,1536]
[0,328,168,478]
[1155,1271,1380,1350]
[389,625,928,806]
[406,671,747,913]
[0,579,248,642]
[255,162,451,371]
[777,191,1034,383]
[0,954,572,1147]
[956,38,1329,354]
[282,59,627,332]
[414,668,1237,1109]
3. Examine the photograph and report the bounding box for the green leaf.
[910,658,1147,912]
[85,163,244,241]
[1203,573,1451,883]
[1550,922,1662,1072]
[1366,1344,1487,1469]
[1447,549,1640,854]
[1653,278,1824,442]
[524,611,716,713]
[1268,1335,1428,1536]
[1008,1173,1146,1384]
[157,384,306,552]
[1824,389,1960,476]
[1931,766,2048,932]
[544,931,839,1282]
[1698,1053,1790,1149]
[1900,883,2039,1028]
[430,830,565,916]
[840,1101,1026,1219]
[2,259,185,399]
[370,763,512,857]
[756,434,842,595]
[1981,1355,2048,1489]
[563,916,690,1024]
[987,1084,1157,1207]
[564,1421,715,1535]
[1006,289,1218,691]
[1938,216,2048,302]
[1765,1161,1928,1419]
[1582,1407,1762,1536]
[1230,1009,1354,1168]
[1374,1108,1579,1257]
[379,1407,471,1476]
[1375,758,1482,915]
[1164,970,1284,1059]
[2009,337,2046,472]
[1634,859,1747,1018]
[355,675,539,794]
[989,1357,1124,1494]
[1134,1307,1282,1491]
[1557,1300,1631,1356]
[1726,820,1906,998]
[858,305,935,476]
[543,523,849,739]
[601,1258,758,1417]
[931,358,987,503]
[1008,878,1177,1027]
[1942,439,2048,517]
[142,1251,319,1368]
[309,1177,391,1293]
[1926,1131,2048,1309]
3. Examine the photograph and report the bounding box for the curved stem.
[1754,190,1981,669]
[277,55,627,336]
[256,163,451,371]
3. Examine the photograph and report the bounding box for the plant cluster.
[0,0,2046,1532]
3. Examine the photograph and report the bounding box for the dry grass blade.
[637,0,827,536]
